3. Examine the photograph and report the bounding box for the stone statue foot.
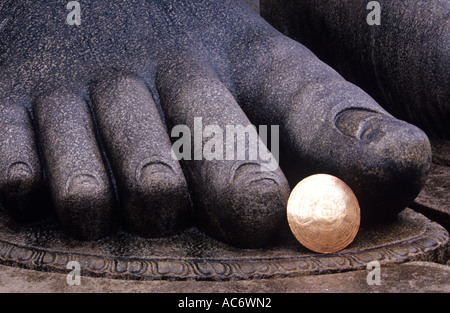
[229,31,432,224]
[0,0,431,248]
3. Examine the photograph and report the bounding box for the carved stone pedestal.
[0,208,447,281]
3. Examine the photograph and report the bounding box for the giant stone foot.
[0,0,432,248]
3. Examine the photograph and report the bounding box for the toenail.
[137,160,176,183]
[334,108,386,139]
[232,162,280,189]
[65,174,101,196]
[7,162,33,184]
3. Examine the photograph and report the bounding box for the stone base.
[413,164,450,231]
[0,207,447,281]
[1,262,449,293]
[412,140,450,231]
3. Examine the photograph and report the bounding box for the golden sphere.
[287,174,361,254]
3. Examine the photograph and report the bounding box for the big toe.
[335,109,432,224]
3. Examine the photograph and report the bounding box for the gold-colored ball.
[287,174,361,254]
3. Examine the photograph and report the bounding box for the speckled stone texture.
[413,164,450,230]
[241,0,260,13]
[412,140,450,231]
[261,0,450,139]
[0,0,432,248]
